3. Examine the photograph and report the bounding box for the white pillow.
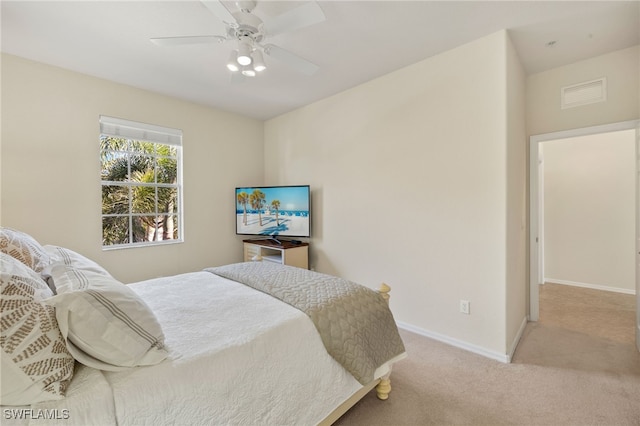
[43,245,112,278]
[43,264,168,371]
[0,253,75,405]
[42,246,113,294]
[0,227,50,273]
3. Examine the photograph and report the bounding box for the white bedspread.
[110,271,362,425]
[3,364,114,426]
[11,271,363,425]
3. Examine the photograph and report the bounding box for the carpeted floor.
[334,283,640,426]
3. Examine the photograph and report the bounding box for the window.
[99,116,183,249]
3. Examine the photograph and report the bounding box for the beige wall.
[265,30,527,358]
[527,45,639,136]
[3,36,634,360]
[543,130,636,293]
[505,35,528,353]
[1,54,264,283]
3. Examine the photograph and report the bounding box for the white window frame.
[99,116,184,250]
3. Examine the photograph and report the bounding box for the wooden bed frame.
[318,283,395,425]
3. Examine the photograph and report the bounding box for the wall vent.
[561,77,607,109]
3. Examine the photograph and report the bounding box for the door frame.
[529,119,639,322]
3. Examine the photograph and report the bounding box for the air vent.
[561,78,607,109]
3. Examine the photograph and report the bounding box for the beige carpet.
[334,284,640,425]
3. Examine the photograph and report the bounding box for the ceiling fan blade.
[263,2,325,37]
[262,44,319,76]
[201,0,237,26]
[150,36,227,46]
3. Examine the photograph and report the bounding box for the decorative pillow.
[43,264,168,371]
[42,246,113,294]
[0,253,75,406]
[43,245,113,278]
[0,227,50,273]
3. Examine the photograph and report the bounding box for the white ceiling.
[2,1,639,120]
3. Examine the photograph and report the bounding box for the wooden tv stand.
[243,238,309,269]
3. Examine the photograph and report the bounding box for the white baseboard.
[544,278,636,295]
[507,316,528,363]
[396,321,512,364]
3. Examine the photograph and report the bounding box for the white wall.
[505,34,528,353]
[265,30,527,358]
[527,46,639,136]
[543,130,636,293]
[1,54,264,283]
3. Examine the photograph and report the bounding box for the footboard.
[374,283,393,401]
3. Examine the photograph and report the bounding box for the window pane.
[158,144,177,158]
[102,185,130,215]
[156,157,177,184]
[129,154,153,182]
[101,136,128,151]
[102,216,129,246]
[131,185,156,214]
[140,141,156,154]
[167,215,179,240]
[157,215,178,241]
[101,151,129,181]
[157,187,178,213]
[132,216,156,242]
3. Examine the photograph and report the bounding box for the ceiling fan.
[150,0,325,78]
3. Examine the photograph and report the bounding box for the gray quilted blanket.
[205,262,406,384]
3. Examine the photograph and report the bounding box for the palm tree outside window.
[99,116,183,249]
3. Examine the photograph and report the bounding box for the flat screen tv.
[235,185,310,240]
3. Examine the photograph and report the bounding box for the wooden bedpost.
[376,374,392,400]
[375,283,393,400]
[378,282,391,304]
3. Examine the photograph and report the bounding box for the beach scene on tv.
[236,186,310,238]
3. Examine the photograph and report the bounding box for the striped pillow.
[43,264,168,371]
[44,245,113,278]
[42,246,113,294]
[0,253,75,405]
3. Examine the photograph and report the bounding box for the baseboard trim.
[506,316,528,363]
[544,278,636,295]
[396,321,510,364]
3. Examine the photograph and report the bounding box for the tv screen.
[235,185,310,238]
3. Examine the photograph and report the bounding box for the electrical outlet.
[459,300,470,315]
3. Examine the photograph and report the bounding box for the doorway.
[529,120,640,350]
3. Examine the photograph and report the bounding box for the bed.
[0,227,406,425]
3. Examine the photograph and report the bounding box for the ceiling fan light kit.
[151,0,325,78]
[241,65,257,77]
[252,50,266,72]
[226,51,240,72]
[236,36,253,66]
